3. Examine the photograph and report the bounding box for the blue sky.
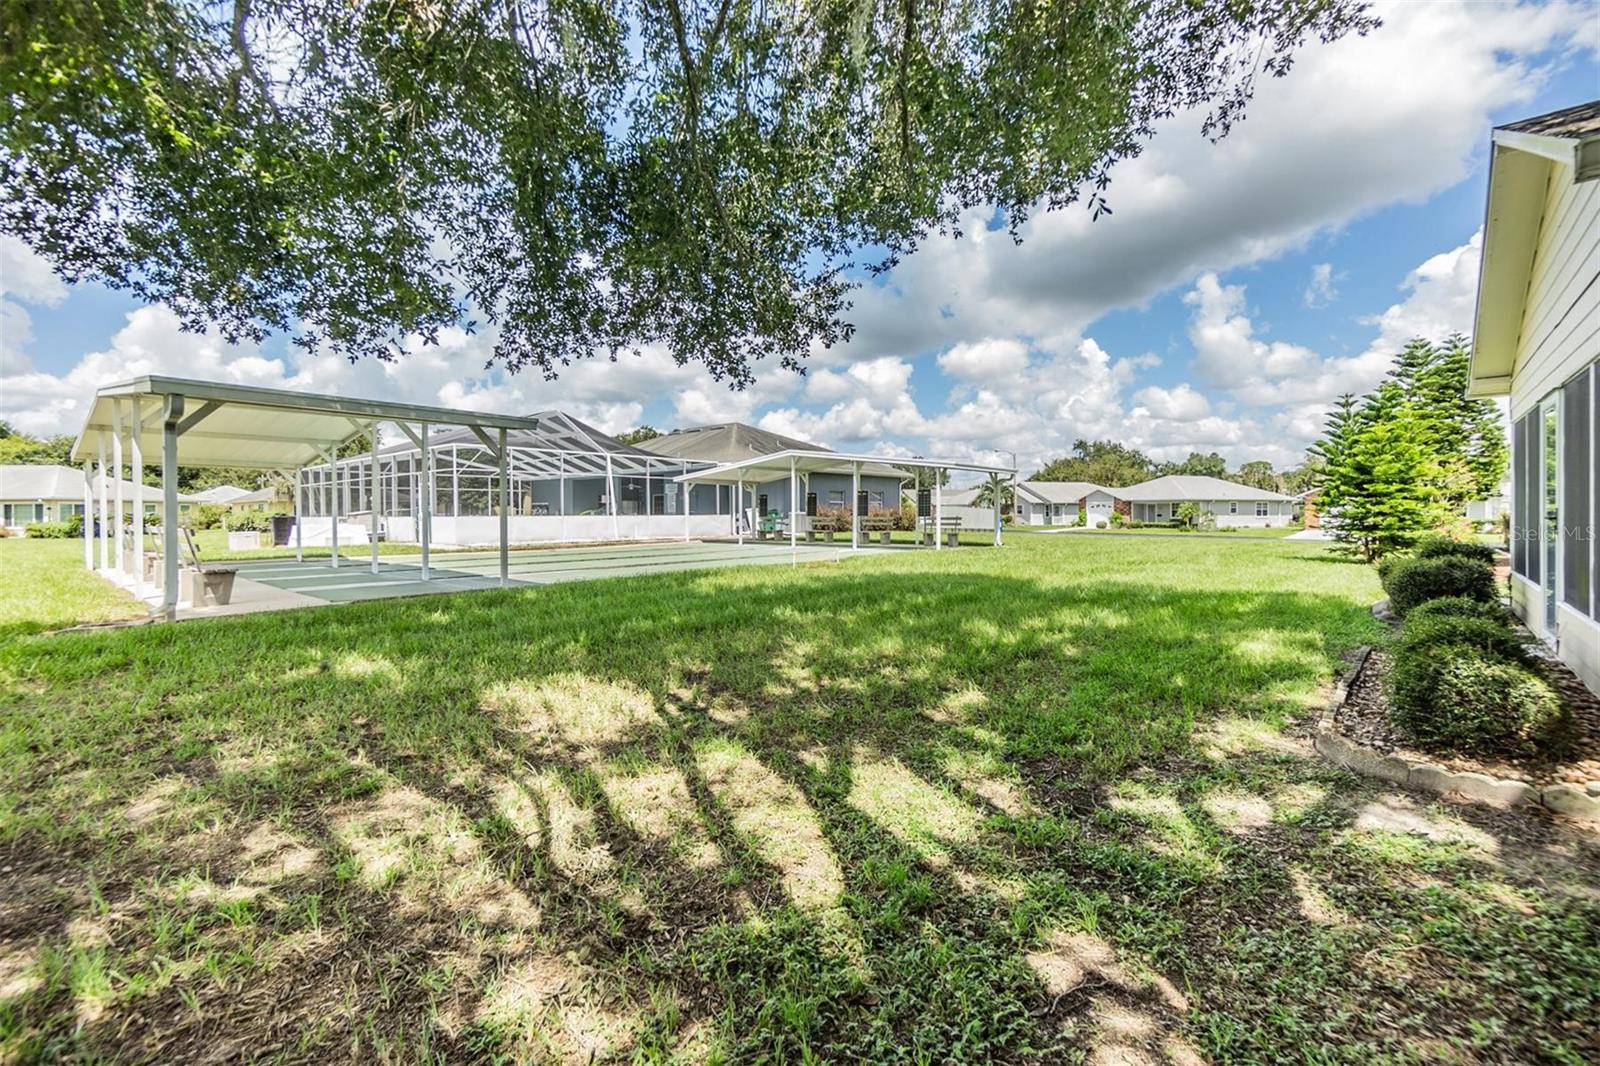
[2,0,1597,477]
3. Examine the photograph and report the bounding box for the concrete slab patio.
[191,539,859,617]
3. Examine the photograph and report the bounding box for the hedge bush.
[1382,555,1497,616]
[1391,644,1567,754]
[1405,596,1511,629]
[1413,535,1498,566]
[1395,612,1527,662]
[25,520,77,539]
[225,511,274,532]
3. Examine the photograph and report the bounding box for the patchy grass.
[1,533,1596,1063]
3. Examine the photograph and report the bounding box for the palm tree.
[971,478,1015,511]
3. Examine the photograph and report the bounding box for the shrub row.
[1385,589,1568,756]
[1379,537,1499,617]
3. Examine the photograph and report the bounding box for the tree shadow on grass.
[3,564,1596,1062]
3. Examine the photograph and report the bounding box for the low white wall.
[287,518,372,546]
[941,505,1004,530]
[384,513,733,546]
[1512,574,1600,695]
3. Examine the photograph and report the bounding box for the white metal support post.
[97,436,109,570]
[735,482,744,545]
[81,461,93,569]
[789,456,798,559]
[934,467,943,551]
[130,401,145,591]
[606,453,619,540]
[370,437,381,574]
[111,400,125,574]
[851,461,860,551]
[419,423,432,581]
[992,474,1003,547]
[497,428,509,587]
[327,454,340,569]
[160,394,183,621]
[293,468,304,562]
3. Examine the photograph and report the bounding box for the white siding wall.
[1506,159,1600,694]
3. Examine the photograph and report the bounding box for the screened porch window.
[1561,362,1595,619]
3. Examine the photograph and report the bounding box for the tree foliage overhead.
[1,0,1376,386]
[1033,438,1155,487]
[1159,450,1227,478]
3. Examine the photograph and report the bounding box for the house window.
[1561,362,1594,618]
[61,503,85,518]
[1228,501,1238,515]
[1255,502,1268,517]
[1512,409,1540,582]
[869,491,884,510]
[828,490,844,506]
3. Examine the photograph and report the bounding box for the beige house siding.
[1502,155,1600,693]
[1509,164,1600,414]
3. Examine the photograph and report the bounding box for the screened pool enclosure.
[295,411,738,546]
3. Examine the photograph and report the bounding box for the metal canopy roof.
[71,376,542,471]
[675,449,1014,486]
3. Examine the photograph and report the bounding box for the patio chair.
[181,527,239,606]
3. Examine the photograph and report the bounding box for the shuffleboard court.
[227,539,856,605]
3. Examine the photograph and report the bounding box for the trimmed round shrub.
[1382,555,1497,616]
[1413,535,1498,566]
[1405,596,1511,629]
[1391,644,1567,754]
[1375,552,1411,587]
[1395,612,1527,662]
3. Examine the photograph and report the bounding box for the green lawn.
[1,534,1595,1063]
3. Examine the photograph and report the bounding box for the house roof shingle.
[639,423,910,479]
[1113,474,1292,502]
[0,464,204,502]
[1498,100,1600,139]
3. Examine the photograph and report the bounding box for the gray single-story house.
[1115,475,1296,527]
[638,423,909,518]
[945,475,1293,528]
[1015,481,1118,526]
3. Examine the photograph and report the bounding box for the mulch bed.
[1339,641,1600,791]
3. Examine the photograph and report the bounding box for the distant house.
[1014,481,1119,526]
[1114,475,1296,527]
[0,464,201,531]
[1467,99,1599,694]
[942,474,1294,528]
[1299,489,1323,530]
[638,423,909,517]
[229,485,291,514]
[190,484,254,505]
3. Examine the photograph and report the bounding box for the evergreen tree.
[1319,408,1453,561]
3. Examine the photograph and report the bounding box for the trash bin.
[271,514,293,546]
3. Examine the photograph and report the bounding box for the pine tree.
[1319,409,1452,561]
